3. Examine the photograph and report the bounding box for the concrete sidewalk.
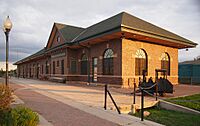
[10,78,162,126]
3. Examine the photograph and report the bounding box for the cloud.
[0,62,17,71]
[0,0,199,69]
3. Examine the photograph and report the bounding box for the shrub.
[0,109,13,126]
[0,106,39,126]
[0,85,13,109]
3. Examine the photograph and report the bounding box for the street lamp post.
[3,16,12,87]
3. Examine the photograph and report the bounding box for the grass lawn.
[132,107,200,126]
[166,93,200,111]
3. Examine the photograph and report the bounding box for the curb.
[159,100,200,115]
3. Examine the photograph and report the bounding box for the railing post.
[155,84,158,101]
[103,84,121,114]
[104,84,107,110]
[133,78,136,104]
[141,88,144,121]
[107,90,121,114]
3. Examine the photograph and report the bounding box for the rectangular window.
[29,67,31,78]
[26,65,28,77]
[57,60,59,67]
[103,58,113,75]
[41,65,43,74]
[61,60,64,75]
[46,61,49,74]
[70,60,77,74]
[53,61,55,74]
[33,64,35,77]
[81,60,88,75]
[22,67,24,77]
[135,58,146,75]
[161,61,170,75]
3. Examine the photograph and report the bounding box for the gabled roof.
[73,12,197,46]
[46,23,85,48]
[55,23,85,42]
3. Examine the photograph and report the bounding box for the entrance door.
[92,57,98,82]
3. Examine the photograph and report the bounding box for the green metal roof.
[57,24,85,42]
[121,12,195,45]
[73,13,123,42]
[73,12,197,45]
[14,48,45,65]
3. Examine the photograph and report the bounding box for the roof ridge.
[54,22,66,26]
[79,12,123,31]
[73,12,124,42]
[55,22,85,30]
[54,23,86,43]
[71,29,87,42]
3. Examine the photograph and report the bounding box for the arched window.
[103,49,114,75]
[161,52,170,75]
[81,54,88,75]
[135,49,148,75]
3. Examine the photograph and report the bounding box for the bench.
[50,77,66,83]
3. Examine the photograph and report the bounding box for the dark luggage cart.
[139,69,173,96]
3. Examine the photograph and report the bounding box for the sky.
[0,0,200,70]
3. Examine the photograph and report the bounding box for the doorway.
[92,57,98,82]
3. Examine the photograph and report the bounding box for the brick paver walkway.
[11,84,118,126]
[8,78,163,126]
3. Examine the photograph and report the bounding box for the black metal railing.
[104,84,121,114]
[139,83,159,121]
[133,79,136,104]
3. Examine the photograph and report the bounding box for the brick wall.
[66,39,122,84]
[121,38,178,88]
[16,38,178,88]
[50,49,67,75]
[49,26,65,48]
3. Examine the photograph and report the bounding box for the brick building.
[14,12,197,87]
